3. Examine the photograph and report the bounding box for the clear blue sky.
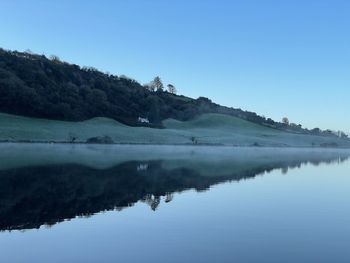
[1,0,349,131]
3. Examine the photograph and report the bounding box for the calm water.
[0,144,350,262]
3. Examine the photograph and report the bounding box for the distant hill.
[0,48,346,139]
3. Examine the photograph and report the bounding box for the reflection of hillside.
[0,161,230,231]
[161,155,350,177]
[0,150,349,231]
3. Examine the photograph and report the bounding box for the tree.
[144,83,155,92]
[190,136,198,144]
[145,76,164,92]
[152,76,164,91]
[49,55,61,63]
[24,49,33,55]
[143,194,161,211]
[311,128,321,135]
[282,117,289,125]
[341,132,349,139]
[167,84,177,94]
[68,132,78,143]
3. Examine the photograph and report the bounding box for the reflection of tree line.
[142,193,173,211]
[276,156,349,175]
[0,161,231,231]
[0,155,348,231]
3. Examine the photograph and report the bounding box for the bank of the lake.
[1,113,349,148]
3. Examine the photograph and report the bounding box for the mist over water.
[0,144,350,262]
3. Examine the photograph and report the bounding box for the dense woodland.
[0,48,346,137]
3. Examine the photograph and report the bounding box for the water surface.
[0,144,349,262]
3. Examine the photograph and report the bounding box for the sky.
[1,0,349,131]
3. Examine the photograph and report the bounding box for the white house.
[138,117,150,123]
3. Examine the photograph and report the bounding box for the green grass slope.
[0,113,349,147]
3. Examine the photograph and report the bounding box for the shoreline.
[0,140,350,149]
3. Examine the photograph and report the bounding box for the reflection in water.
[0,144,349,231]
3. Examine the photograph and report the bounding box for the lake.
[0,144,350,262]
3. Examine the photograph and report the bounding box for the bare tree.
[153,76,164,91]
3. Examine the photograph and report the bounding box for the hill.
[0,48,264,126]
[1,112,349,147]
[0,48,345,139]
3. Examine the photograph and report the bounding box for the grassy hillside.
[0,48,271,127]
[1,48,344,138]
[0,112,349,147]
